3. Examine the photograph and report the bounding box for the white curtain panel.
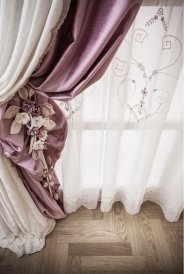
[0,0,70,256]
[0,0,70,103]
[58,0,183,222]
[0,155,55,257]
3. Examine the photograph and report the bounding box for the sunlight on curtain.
[57,0,183,222]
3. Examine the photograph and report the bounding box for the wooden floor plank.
[0,202,182,274]
[81,256,147,271]
[68,242,132,256]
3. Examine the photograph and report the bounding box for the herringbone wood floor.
[0,202,183,274]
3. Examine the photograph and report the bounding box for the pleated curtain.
[0,0,70,256]
[57,0,183,222]
[0,0,142,256]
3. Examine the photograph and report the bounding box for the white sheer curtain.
[0,0,70,256]
[0,0,70,102]
[0,155,55,257]
[57,0,183,222]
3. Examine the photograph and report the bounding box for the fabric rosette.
[0,86,68,219]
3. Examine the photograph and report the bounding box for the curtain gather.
[0,0,70,103]
[0,0,70,256]
[29,0,142,101]
[0,0,142,221]
[0,154,55,257]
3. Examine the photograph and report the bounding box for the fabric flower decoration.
[9,112,30,134]
[4,86,58,199]
[38,129,48,141]
[27,127,40,136]
[3,106,20,119]
[32,140,45,151]
[32,116,45,128]
[42,103,55,117]
[42,117,56,131]
[22,100,42,116]
[18,87,34,100]
[15,112,30,125]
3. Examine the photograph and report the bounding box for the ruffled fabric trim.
[63,186,183,222]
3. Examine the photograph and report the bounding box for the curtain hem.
[63,187,183,222]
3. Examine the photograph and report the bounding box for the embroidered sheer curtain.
[0,0,142,256]
[58,0,183,222]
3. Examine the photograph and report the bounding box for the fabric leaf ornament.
[15,112,30,125]
[42,103,55,117]
[43,118,56,131]
[32,116,45,128]
[3,106,20,119]
[29,89,35,98]
[18,87,29,100]
[10,120,22,134]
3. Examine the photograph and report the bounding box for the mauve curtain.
[0,92,68,219]
[0,0,142,221]
[29,0,142,101]
[0,0,71,256]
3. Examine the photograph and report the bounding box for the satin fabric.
[29,0,142,101]
[0,0,142,220]
[0,93,67,219]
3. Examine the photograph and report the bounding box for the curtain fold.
[0,154,55,257]
[0,91,68,219]
[29,0,142,101]
[0,0,70,256]
[0,0,70,103]
[56,0,183,222]
[0,0,142,221]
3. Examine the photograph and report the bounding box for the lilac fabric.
[29,0,142,101]
[0,93,67,219]
[0,0,142,219]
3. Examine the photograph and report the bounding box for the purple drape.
[29,0,142,100]
[1,0,142,219]
[0,93,67,219]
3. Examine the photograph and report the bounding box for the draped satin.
[0,93,67,219]
[29,0,142,101]
[0,0,142,219]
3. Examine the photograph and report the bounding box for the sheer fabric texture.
[0,155,55,257]
[0,0,70,103]
[0,0,141,219]
[0,0,70,256]
[57,0,183,222]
